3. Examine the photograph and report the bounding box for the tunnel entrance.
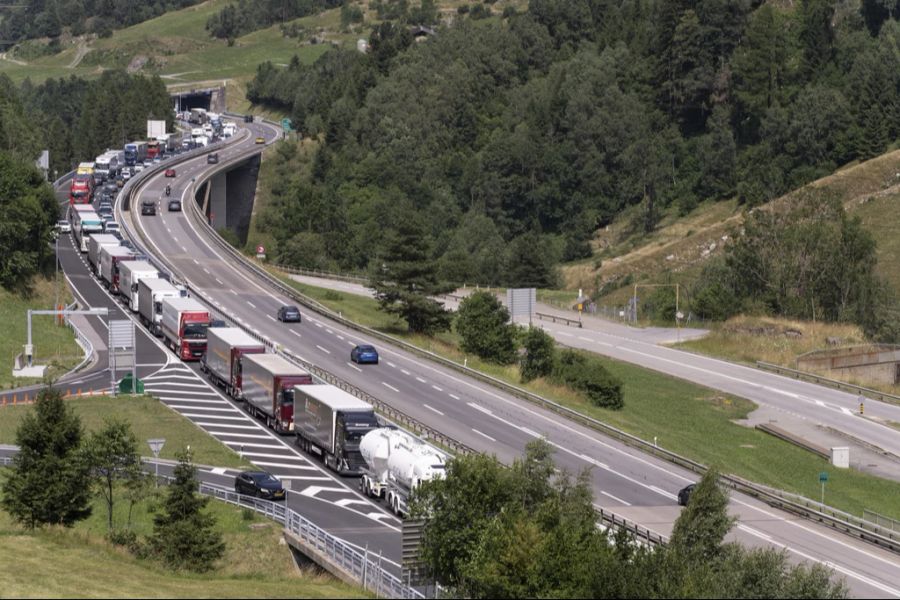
[173,91,212,113]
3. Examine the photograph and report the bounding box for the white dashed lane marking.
[382,382,399,393]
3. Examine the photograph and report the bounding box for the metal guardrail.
[596,507,668,546]
[534,311,583,328]
[148,474,422,598]
[62,301,96,375]
[272,263,369,285]
[756,361,900,405]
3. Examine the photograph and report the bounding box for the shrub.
[553,350,624,410]
[520,327,556,382]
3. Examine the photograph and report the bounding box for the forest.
[247,0,900,294]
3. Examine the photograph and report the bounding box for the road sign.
[256,244,266,260]
[819,471,828,483]
[148,438,166,457]
[281,118,292,132]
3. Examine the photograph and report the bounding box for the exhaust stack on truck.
[202,327,266,398]
[240,354,312,434]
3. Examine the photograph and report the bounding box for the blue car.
[351,344,379,365]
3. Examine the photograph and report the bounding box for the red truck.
[241,353,313,434]
[160,297,210,361]
[69,175,93,204]
[202,327,266,398]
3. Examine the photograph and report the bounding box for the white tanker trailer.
[359,427,447,517]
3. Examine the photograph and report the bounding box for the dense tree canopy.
[248,1,900,292]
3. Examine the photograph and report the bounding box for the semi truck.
[202,327,266,398]
[293,385,379,474]
[146,139,161,159]
[359,427,447,516]
[73,209,104,252]
[240,354,313,434]
[94,151,121,179]
[119,260,159,313]
[160,297,209,361]
[69,174,93,204]
[138,278,182,335]
[76,162,95,177]
[87,233,121,273]
[98,245,136,294]
[124,141,148,166]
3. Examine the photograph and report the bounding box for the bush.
[241,507,254,521]
[456,291,517,364]
[553,350,624,410]
[520,327,556,382]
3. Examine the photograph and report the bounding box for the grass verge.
[0,496,365,598]
[0,276,82,390]
[0,395,250,469]
[280,275,900,520]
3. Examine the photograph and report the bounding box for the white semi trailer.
[359,427,447,517]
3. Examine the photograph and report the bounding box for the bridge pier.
[198,155,260,245]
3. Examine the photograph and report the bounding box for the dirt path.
[0,52,27,66]
[68,41,90,68]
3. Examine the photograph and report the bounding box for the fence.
[197,482,422,598]
[864,510,900,533]
[756,361,900,406]
[62,301,95,375]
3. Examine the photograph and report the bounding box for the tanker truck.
[359,427,447,517]
[293,384,379,474]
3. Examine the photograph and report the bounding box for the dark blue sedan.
[351,344,379,365]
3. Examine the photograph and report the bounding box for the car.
[122,169,132,180]
[103,221,120,233]
[56,220,71,234]
[677,484,696,507]
[103,182,118,194]
[140,200,156,216]
[167,199,182,212]
[134,164,144,173]
[115,176,125,188]
[209,318,228,328]
[118,238,133,249]
[143,159,152,167]
[351,344,379,365]
[98,207,113,218]
[207,153,218,164]
[152,156,161,163]
[276,305,301,322]
[164,168,176,178]
[234,471,285,500]
[255,136,265,144]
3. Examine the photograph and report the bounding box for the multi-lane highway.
[109,119,900,597]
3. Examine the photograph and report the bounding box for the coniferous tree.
[148,449,224,572]
[370,215,453,334]
[1,386,92,529]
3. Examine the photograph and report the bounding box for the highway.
[113,119,900,597]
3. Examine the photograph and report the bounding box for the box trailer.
[119,260,159,313]
[241,354,313,434]
[202,327,266,398]
[138,278,182,336]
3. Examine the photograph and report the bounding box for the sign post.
[256,244,266,260]
[148,438,166,487]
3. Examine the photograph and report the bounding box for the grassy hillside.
[0,497,365,598]
[0,0,525,111]
[0,277,81,390]
[0,395,250,468]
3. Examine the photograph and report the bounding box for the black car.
[104,182,118,195]
[234,471,285,500]
[277,305,301,322]
[141,200,156,216]
[677,484,696,507]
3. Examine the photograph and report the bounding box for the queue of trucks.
[63,114,444,517]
